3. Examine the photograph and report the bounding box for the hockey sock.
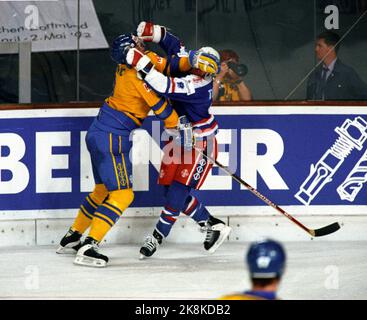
[88,188,134,242]
[182,195,210,225]
[72,184,108,234]
[155,181,190,238]
[155,206,180,238]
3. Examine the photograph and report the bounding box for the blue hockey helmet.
[110,33,143,65]
[246,239,286,279]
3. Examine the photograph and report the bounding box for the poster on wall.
[0,0,108,52]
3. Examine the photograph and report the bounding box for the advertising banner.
[1,107,367,212]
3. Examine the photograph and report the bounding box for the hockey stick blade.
[311,222,341,237]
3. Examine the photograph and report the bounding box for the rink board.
[1,107,367,244]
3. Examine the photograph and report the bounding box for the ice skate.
[139,230,162,259]
[204,216,232,254]
[56,228,82,254]
[198,221,207,233]
[74,237,108,268]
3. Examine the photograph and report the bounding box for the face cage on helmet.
[120,40,137,63]
[202,53,221,76]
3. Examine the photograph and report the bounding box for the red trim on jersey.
[194,121,218,136]
[192,115,214,127]
[170,77,175,93]
[200,121,218,132]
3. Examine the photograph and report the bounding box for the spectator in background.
[307,31,367,100]
[220,239,286,300]
[213,49,252,101]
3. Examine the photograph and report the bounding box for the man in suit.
[307,31,367,100]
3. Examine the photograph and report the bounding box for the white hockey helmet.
[196,46,221,76]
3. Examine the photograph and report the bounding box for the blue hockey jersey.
[143,31,218,138]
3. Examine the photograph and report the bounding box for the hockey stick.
[195,147,340,237]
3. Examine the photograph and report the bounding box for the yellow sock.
[88,188,134,242]
[88,217,113,243]
[71,209,93,234]
[71,184,108,234]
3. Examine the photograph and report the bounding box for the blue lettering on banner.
[1,113,367,211]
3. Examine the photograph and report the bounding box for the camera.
[227,61,248,77]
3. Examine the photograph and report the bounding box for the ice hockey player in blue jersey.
[220,239,287,300]
[126,22,232,258]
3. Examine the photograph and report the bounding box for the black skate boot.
[139,230,163,259]
[198,221,207,233]
[74,237,109,268]
[203,216,232,254]
[56,228,82,254]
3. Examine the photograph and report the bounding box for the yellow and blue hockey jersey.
[104,51,192,130]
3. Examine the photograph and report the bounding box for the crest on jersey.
[181,169,189,178]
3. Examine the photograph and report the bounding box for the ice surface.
[0,242,366,300]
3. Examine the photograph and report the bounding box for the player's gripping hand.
[189,50,220,74]
[136,21,166,43]
[126,48,154,77]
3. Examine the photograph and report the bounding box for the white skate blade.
[56,240,81,254]
[56,245,78,255]
[208,225,232,254]
[73,255,107,268]
[139,254,147,260]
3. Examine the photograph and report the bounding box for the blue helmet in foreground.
[111,33,138,64]
[246,239,286,279]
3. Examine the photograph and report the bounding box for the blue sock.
[155,181,191,238]
[182,195,210,225]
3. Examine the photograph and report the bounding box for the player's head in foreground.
[246,238,286,293]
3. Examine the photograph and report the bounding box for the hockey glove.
[189,50,219,74]
[126,48,154,78]
[175,116,194,151]
[136,21,166,43]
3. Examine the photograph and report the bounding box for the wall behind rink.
[1,106,367,246]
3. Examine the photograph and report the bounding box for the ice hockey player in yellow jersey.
[56,32,218,267]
